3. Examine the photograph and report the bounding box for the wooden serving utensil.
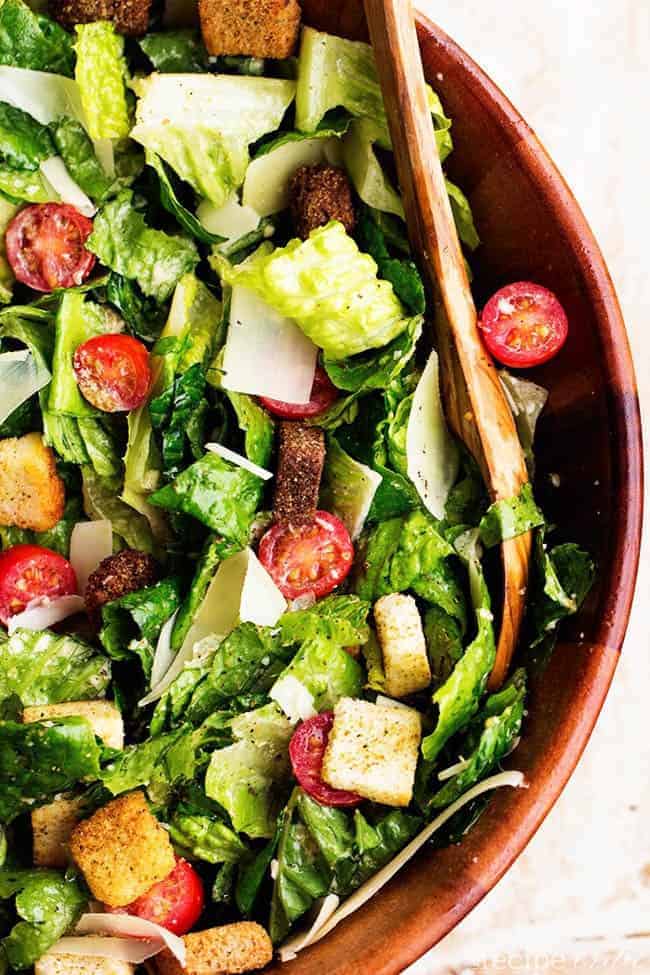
[362,0,531,688]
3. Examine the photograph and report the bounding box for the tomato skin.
[73,334,151,412]
[0,544,77,624]
[258,511,354,600]
[289,712,362,807]
[478,281,569,368]
[5,203,95,293]
[259,366,339,419]
[110,858,205,935]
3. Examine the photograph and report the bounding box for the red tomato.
[110,858,204,935]
[259,366,339,419]
[258,511,354,600]
[478,281,568,368]
[73,334,151,412]
[5,203,95,293]
[289,712,362,807]
[0,544,77,624]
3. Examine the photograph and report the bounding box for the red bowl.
[265,4,644,973]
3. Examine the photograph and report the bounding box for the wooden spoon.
[362,0,531,689]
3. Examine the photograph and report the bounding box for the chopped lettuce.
[131,73,296,207]
[423,605,464,688]
[0,164,53,202]
[74,22,130,140]
[0,101,54,170]
[106,273,167,343]
[354,205,425,314]
[445,178,480,251]
[0,0,74,76]
[100,578,183,680]
[48,292,115,418]
[342,118,404,218]
[82,467,155,553]
[221,387,275,469]
[168,808,248,863]
[0,628,110,706]
[50,116,113,202]
[215,222,410,358]
[499,370,548,475]
[528,534,595,654]
[146,150,224,245]
[87,191,199,302]
[0,868,86,969]
[323,314,422,394]
[320,436,382,540]
[139,30,208,73]
[479,483,545,548]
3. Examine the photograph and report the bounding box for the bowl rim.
[273,10,644,973]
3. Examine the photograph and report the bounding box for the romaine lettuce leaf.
[221,387,274,469]
[150,362,209,480]
[0,628,110,706]
[445,178,480,251]
[499,370,548,475]
[320,436,382,541]
[0,163,52,201]
[168,808,248,863]
[528,534,595,654]
[50,116,113,202]
[106,273,167,343]
[0,101,54,170]
[74,22,130,140]
[0,0,74,76]
[479,483,545,548]
[48,292,114,418]
[82,467,155,553]
[100,578,183,680]
[323,314,422,394]
[342,117,404,218]
[214,221,410,358]
[87,191,199,302]
[0,868,86,969]
[146,150,224,245]
[423,605,464,688]
[354,205,425,313]
[139,30,208,73]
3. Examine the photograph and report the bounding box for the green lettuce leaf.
[222,388,275,469]
[342,118,404,218]
[529,535,595,652]
[479,483,545,548]
[150,362,209,480]
[0,495,84,556]
[354,205,425,313]
[0,868,86,969]
[320,436,382,541]
[424,604,465,689]
[99,578,183,680]
[0,164,52,202]
[106,273,167,343]
[168,808,248,863]
[445,178,480,251]
[499,370,548,475]
[0,628,110,706]
[0,0,74,76]
[0,101,53,170]
[139,30,208,72]
[0,716,102,823]
[214,222,409,358]
[43,413,121,478]
[50,116,113,202]
[87,191,199,302]
[146,150,224,245]
[82,467,155,553]
[48,292,115,418]
[169,535,236,656]
[74,21,129,140]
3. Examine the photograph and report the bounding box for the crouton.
[48,0,152,35]
[70,791,175,907]
[374,593,431,698]
[199,0,300,59]
[154,923,273,975]
[289,166,356,240]
[23,700,124,750]
[36,954,135,975]
[321,697,421,807]
[273,422,325,527]
[84,550,159,619]
[0,433,65,532]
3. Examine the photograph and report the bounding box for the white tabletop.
[408,1,650,971]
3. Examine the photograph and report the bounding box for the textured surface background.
[407,1,649,971]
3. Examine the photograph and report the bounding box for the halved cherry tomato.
[5,203,95,293]
[478,281,568,368]
[258,511,354,600]
[289,712,362,807]
[109,857,205,935]
[259,366,339,419]
[0,544,77,625]
[73,334,151,412]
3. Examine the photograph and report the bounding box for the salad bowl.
[264,2,644,972]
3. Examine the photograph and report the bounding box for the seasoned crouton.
[289,166,356,240]
[0,433,65,532]
[199,0,300,59]
[36,954,135,975]
[84,549,159,619]
[273,422,325,527]
[23,700,124,750]
[322,697,421,807]
[70,791,175,907]
[48,0,152,35]
[374,593,431,698]
[154,923,273,975]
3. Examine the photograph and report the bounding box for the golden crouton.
[48,0,152,35]
[199,0,301,58]
[374,593,431,698]
[23,701,124,750]
[322,697,421,807]
[70,791,175,907]
[36,954,135,975]
[155,923,273,975]
[0,433,65,532]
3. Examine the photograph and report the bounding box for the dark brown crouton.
[49,0,152,35]
[84,549,159,618]
[289,164,356,240]
[199,0,300,58]
[273,422,325,527]
[154,923,273,975]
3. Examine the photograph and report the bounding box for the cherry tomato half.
[5,203,95,293]
[478,281,568,368]
[289,712,362,807]
[0,544,77,624]
[258,511,354,600]
[110,858,205,935]
[259,366,339,419]
[73,334,151,412]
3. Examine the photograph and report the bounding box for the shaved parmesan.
[270,674,317,724]
[139,548,285,706]
[278,895,341,962]
[40,157,96,217]
[0,67,84,125]
[437,756,471,781]
[221,285,317,404]
[0,350,51,426]
[7,595,85,635]
[243,137,338,216]
[321,439,382,540]
[197,195,261,240]
[149,609,180,688]
[75,913,185,964]
[406,349,459,519]
[205,442,273,480]
[280,770,526,958]
[69,520,113,594]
